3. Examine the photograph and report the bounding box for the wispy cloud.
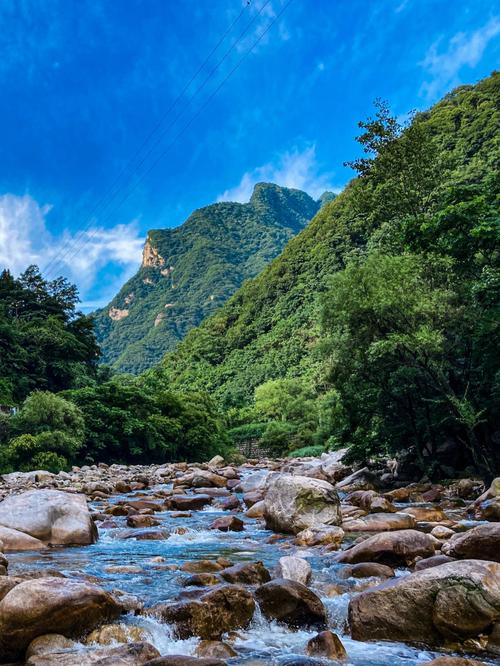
[420,17,500,100]
[0,193,143,308]
[217,144,340,203]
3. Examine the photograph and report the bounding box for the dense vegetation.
[0,268,228,471]
[155,73,499,477]
[93,183,323,373]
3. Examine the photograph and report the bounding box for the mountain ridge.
[93,182,323,373]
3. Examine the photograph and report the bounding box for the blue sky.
[0,0,498,310]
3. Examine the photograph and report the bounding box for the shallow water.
[7,481,497,665]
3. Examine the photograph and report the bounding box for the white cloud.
[0,193,144,309]
[420,17,500,100]
[217,144,339,203]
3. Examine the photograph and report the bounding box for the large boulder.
[149,585,254,639]
[255,578,327,629]
[263,474,341,534]
[0,490,96,549]
[0,577,121,661]
[220,561,270,585]
[335,529,436,567]
[441,523,500,563]
[348,559,500,645]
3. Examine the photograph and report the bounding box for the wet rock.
[0,577,121,661]
[342,512,416,532]
[85,622,149,645]
[243,491,264,508]
[487,621,500,655]
[26,642,160,665]
[220,561,270,585]
[441,523,500,562]
[340,562,394,579]
[420,658,487,665]
[114,480,132,493]
[26,634,75,657]
[335,529,437,567]
[181,560,223,574]
[255,578,327,629]
[295,526,344,548]
[143,657,227,666]
[0,576,22,601]
[167,494,213,511]
[183,573,221,587]
[336,467,377,492]
[114,529,170,541]
[195,640,237,658]
[126,515,160,528]
[150,584,255,639]
[104,565,143,574]
[264,475,341,535]
[474,499,500,522]
[414,554,456,571]
[277,556,312,585]
[218,495,241,511]
[209,516,244,532]
[306,630,347,660]
[0,490,96,549]
[349,559,500,645]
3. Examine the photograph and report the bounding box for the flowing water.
[6,480,497,665]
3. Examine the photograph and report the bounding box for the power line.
[44,1,271,279]
[52,0,293,278]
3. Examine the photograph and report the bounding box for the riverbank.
[0,453,498,665]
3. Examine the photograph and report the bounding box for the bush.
[287,445,326,458]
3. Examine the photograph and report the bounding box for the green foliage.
[158,73,499,474]
[0,266,99,404]
[65,377,229,465]
[287,445,326,458]
[93,183,321,373]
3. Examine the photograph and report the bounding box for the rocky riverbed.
[0,454,498,666]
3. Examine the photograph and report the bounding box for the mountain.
[157,73,499,409]
[93,183,321,373]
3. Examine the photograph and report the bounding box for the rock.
[149,585,255,639]
[218,495,240,511]
[295,526,344,548]
[345,490,395,514]
[487,621,500,655]
[414,554,456,571]
[403,506,449,522]
[207,455,225,468]
[431,525,455,540]
[336,467,376,491]
[26,642,160,665]
[306,630,347,660]
[342,512,416,532]
[143,658,226,666]
[263,474,341,535]
[0,490,96,549]
[475,499,500,521]
[220,561,270,585]
[183,573,221,587]
[277,556,312,585]
[422,657,486,666]
[167,494,213,511]
[26,634,75,658]
[126,515,160,528]
[348,559,500,645]
[181,560,223,574]
[340,562,394,579]
[195,640,237,658]
[209,516,244,532]
[0,577,121,661]
[243,491,264,507]
[0,576,22,601]
[245,500,265,518]
[0,525,47,550]
[85,623,149,645]
[441,523,500,562]
[255,578,327,629]
[335,530,436,567]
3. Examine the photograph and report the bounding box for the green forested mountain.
[156,73,499,474]
[93,183,321,373]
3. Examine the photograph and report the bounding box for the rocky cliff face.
[92,183,321,373]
